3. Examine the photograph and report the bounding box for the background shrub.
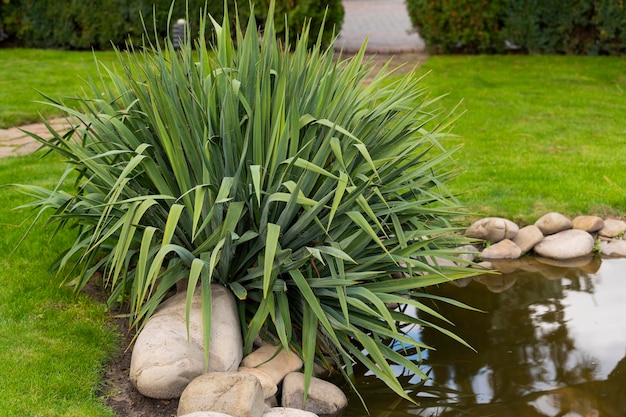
[0,0,343,49]
[406,0,626,55]
[406,0,507,54]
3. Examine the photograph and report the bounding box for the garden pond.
[339,257,626,417]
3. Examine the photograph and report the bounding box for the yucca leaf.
[263,223,281,298]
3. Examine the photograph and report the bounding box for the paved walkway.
[335,0,425,54]
[0,118,69,158]
[0,0,425,156]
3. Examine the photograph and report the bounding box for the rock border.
[465,213,626,263]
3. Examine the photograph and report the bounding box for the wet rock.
[474,274,517,293]
[481,239,522,260]
[264,408,319,417]
[178,373,266,417]
[534,212,572,235]
[473,261,493,270]
[448,277,474,287]
[491,258,542,274]
[533,229,594,260]
[281,372,348,415]
[240,345,303,386]
[535,255,595,269]
[572,215,604,233]
[599,219,626,238]
[129,285,243,399]
[512,225,544,253]
[600,240,626,257]
[465,217,519,243]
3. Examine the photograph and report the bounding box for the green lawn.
[416,55,626,223]
[0,49,118,128]
[0,153,118,416]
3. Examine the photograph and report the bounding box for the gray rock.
[281,372,348,415]
[572,215,604,233]
[264,408,319,417]
[240,345,303,386]
[599,219,626,238]
[454,245,479,264]
[600,240,626,257]
[425,256,457,268]
[512,225,544,253]
[481,239,522,260]
[534,212,572,235]
[178,373,266,417]
[129,285,242,399]
[465,217,519,243]
[179,413,234,417]
[533,229,595,260]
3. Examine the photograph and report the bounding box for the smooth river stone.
[533,229,594,260]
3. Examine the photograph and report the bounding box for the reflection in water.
[340,258,626,417]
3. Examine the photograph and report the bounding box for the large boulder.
[178,373,266,417]
[481,239,522,260]
[240,345,303,386]
[465,217,519,243]
[281,372,348,415]
[534,212,572,235]
[533,229,595,260]
[129,285,243,399]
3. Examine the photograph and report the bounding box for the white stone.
[465,217,519,243]
[179,413,235,417]
[129,285,243,399]
[534,212,572,235]
[281,372,348,415]
[264,407,319,417]
[572,215,604,232]
[481,239,522,260]
[178,373,266,417]
[240,344,303,386]
[512,225,544,253]
[533,229,595,260]
[599,219,626,238]
[238,366,278,399]
[600,240,626,257]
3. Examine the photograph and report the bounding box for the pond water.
[339,257,626,417]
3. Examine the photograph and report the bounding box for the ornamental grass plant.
[15,3,477,404]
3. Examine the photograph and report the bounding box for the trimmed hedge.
[406,0,507,54]
[0,0,343,50]
[407,0,626,55]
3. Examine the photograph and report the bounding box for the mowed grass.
[0,48,118,128]
[416,55,626,224]
[0,153,118,416]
